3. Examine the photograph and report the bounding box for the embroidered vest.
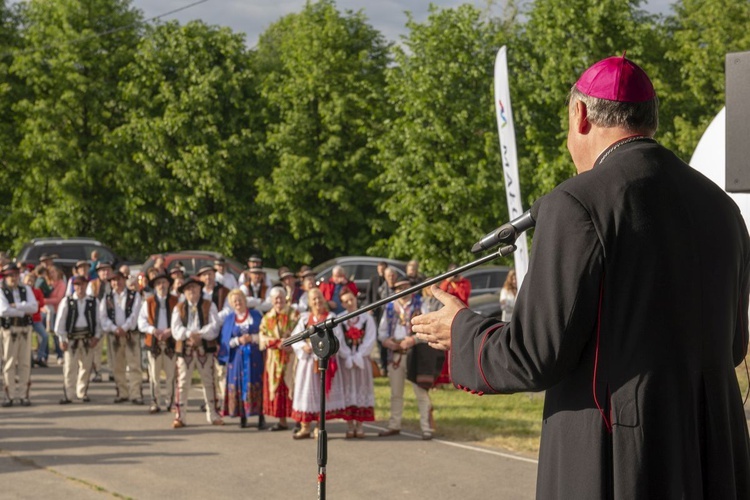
[105,289,137,326]
[175,298,216,354]
[248,283,267,300]
[1,285,33,328]
[144,294,178,348]
[384,295,422,339]
[211,285,229,310]
[64,296,97,337]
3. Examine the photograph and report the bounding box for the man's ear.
[573,100,591,134]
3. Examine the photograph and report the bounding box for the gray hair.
[332,265,345,276]
[269,286,286,300]
[568,86,659,137]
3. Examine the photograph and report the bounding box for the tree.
[110,20,264,259]
[0,0,24,238]
[512,0,662,201]
[372,4,512,273]
[254,0,391,266]
[6,0,142,254]
[659,0,750,161]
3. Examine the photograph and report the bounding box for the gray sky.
[132,0,676,48]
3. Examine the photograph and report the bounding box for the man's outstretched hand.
[411,285,466,351]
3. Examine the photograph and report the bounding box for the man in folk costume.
[55,275,100,404]
[36,253,58,274]
[378,278,438,440]
[213,258,238,290]
[241,267,271,313]
[66,260,91,296]
[279,270,302,307]
[413,55,750,498]
[137,272,178,414]
[100,270,143,404]
[170,277,222,428]
[0,264,38,407]
[239,254,272,290]
[87,261,113,382]
[197,265,231,412]
[259,286,300,431]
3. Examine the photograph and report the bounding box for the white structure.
[689,107,750,227]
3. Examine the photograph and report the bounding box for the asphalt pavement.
[0,364,538,499]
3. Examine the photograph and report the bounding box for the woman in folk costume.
[337,287,376,438]
[258,287,299,431]
[218,289,265,429]
[289,287,346,439]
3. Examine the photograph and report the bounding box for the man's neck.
[583,127,649,172]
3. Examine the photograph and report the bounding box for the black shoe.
[113,397,128,404]
[200,403,207,412]
[1,400,13,408]
[59,398,72,405]
[36,359,48,368]
[293,422,301,432]
[269,423,289,432]
[258,416,266,430]
[81,396,90,403]
[92,373,103,383]
[20,398,31,407]
[240,417,247,428]
[131,398,144,405]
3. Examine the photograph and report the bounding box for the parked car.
[468,291,503,318]
[141,251,278,284]
[461,265,511,298]
[16,237,122,276]
[312,256,407,299]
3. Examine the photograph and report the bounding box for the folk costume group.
[4,257,445,440]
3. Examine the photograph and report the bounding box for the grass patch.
[371,353,750,456]
[373,377,544,455]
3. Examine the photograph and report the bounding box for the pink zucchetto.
[575,54,655,103]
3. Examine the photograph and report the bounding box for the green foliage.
[373,4,512,273]
[0,0,742,268]
[109,20,264,260]
[659,0,750,161]
[5,0,142,253]
[254,0,391,266]
[0,1,23,228]
[512,0,661,202]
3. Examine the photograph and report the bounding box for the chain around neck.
[597,135,651,166]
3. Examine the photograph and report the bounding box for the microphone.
[471,200,540,254]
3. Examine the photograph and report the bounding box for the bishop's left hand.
[411,285,466,351]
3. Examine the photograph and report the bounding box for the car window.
[356,264,379,281]
[23,247,43,260]
[84,246,114,262]
[318,264,356,282]
[489,271,508,289]
[467,272,490,291]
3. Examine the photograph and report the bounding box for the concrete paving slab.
[0,364,538,499]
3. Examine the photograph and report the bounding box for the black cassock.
[451,139,750,499]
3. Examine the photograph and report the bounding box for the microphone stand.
[283,244,517,500]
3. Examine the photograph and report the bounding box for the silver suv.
[16,237,120,276]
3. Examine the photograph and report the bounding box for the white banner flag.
[494,46,529,286]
